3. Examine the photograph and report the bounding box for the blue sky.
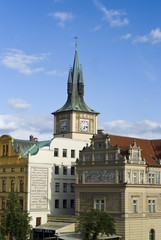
[1,0,161,140]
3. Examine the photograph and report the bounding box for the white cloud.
[99,120,161,139]
[120,33,132,40]
[92,25,102,32]
[1,49,48,74]
[46,69,68,76]
[0,114,53,141]
[150,28,161,44]
[94,0,129,27]
[8,98,31,110]
[1,115,161,142]
[48,11,74,27]
[133,28,161,45]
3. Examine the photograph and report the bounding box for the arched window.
[11,180,14,192]
[149,229,155,240]
[20,180,24,192]
[2,180,6,192]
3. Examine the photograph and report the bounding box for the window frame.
[63,166,67,175]
[71,166,75,175]
[63,183,67,192]
[71,150,75,158]
[63,149,67,158]
[55,166,59,175]
[54,148,59,157]
[11,180,14,192]
[133,172,137,184]
[55,199,59,208]
[133,199,138,213]
[94,197,106,212]
[55,182,60,192]
[63,199,67,208]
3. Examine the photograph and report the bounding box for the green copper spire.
[53,44,98,114]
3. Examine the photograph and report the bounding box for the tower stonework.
[52,45,99,141]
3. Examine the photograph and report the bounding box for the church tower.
[52,43,99,140]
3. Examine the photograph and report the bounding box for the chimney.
[30,135,34,141]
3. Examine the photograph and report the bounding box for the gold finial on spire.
[74,36,78,51]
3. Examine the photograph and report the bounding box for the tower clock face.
[60,120,67,132]
[80,121,89,132]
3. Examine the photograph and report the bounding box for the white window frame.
[94,197,106,212]
[133,200,138,213]
[133,172,137,184]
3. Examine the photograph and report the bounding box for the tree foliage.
[0,192,32,240]
[76,209,116,240]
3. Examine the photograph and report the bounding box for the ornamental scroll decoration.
[85,170,115,183]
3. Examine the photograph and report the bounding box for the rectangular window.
[54,148,59,157]
[55,166,59,174]
[63,166,67,175]
[152,174,155,184]
[95,199,104,212]
[11,168,15,172]
[63,149,67,157]
[71,199,75,209]
[55,199,59,208]
[2,145,8,156]
[36,217,41,227]
[148,200,151,212]
[19,199,23,210]
[127,172,130,184]
[63,183,67,192]
[152,200,155,212]
[3,145,5,156]
[20,168,24,172]
[133,200,138,213]
[6,145,8,156]
[3,168,6,173]
[95,200,99,209]
[71,166,75,175]
[149,174,155,184]
[71,150,75,158]
[71,183,74,193]
[63,199,67,208]
[2,199,5,210]
[101,200,104,212]
[140,173,144,184]
[149,174,151,184]
[148,200,156,212]
[55,183,59,192]
[133,173,137,184]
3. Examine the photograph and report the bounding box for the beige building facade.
[75,130,161,240]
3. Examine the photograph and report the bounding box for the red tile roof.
[109,134,161,167]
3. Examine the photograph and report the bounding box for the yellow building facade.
[75,130,161,240]
[0,135,28,212]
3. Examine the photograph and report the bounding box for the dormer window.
[128,140,142,163]
[133,152,139,161]
[2,145,8,156]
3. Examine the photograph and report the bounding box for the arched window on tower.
[149,229,155,240]
[11,180,14,192]
[20,180,24,192]
[2,180,6,192]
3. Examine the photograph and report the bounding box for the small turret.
[78,66,84,96]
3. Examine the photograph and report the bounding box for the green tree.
[0,192,32,240]
[76,209,116,240]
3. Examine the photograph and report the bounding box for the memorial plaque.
[30,167,48,210]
